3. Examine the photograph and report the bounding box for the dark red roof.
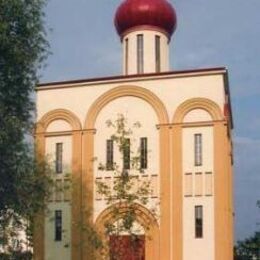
[114,0,177,38]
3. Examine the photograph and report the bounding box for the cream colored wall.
[93,96,160,221]
[46,119,72,132]
[182,124,215,260]
[37,71,227,260]
[36,73,226,127]
[183,109,212,123]
[122,30,169,75]
[44,135,72,260]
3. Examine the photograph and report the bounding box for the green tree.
[234,232,260,260]
[96,114,155,259]
[234,202,260,260]
[0,0,49,256]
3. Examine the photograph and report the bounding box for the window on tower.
[195,206,203,238]
[140,137,147,169]
[123,138,130,170]
[106,139,114,170]
[137,34,144,73]
[54,210,62,241]
[125,38,129,75]
[194,134,202,166]
[155,35,161,72]
[55,143,63,173]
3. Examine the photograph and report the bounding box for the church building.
[35,0,234,259]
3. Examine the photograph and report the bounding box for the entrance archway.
[95,203,160,260]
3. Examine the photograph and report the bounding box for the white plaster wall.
[93,96,159,221]
[182,126,215,260]
[36,73,226,127]
[122,30,169,75]
[44,135,72,260]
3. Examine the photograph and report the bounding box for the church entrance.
[109,235,145,260]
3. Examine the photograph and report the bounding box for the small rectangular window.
[125,38,129,75]
[137,34,144,74]
[123,138,130,170]
[106,140,114,170]
[140,137,148,169]
[194,134,202,166]
[55,210,62,241]
[195,206,203,238]
[55,143,63,173]
[155,35,161,72]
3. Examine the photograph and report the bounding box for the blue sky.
[42,0,260,241]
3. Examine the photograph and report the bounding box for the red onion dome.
[114,0,177,38]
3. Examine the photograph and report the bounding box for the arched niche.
[183,108,212,123]
[46,119,72,132]
[84,85,169,129]
[172,98,223,124]
[36,108,82,133]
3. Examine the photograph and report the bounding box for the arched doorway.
[95,203,160,260]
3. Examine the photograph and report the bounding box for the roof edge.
[37,67,227,88]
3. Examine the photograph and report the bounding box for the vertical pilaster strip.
[159,125,171,260]
[71,131,82,260]
[171,125,183,260]
[81,129,95,260]
[214,122,232,260]
[146,222,160,260]
[34,133,45,260]
[227,134,234,260]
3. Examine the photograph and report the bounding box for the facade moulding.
[37,68,227,90]
[82,128,97,134]
[157,120,227,130]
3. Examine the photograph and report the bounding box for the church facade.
[34,0,234,259]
